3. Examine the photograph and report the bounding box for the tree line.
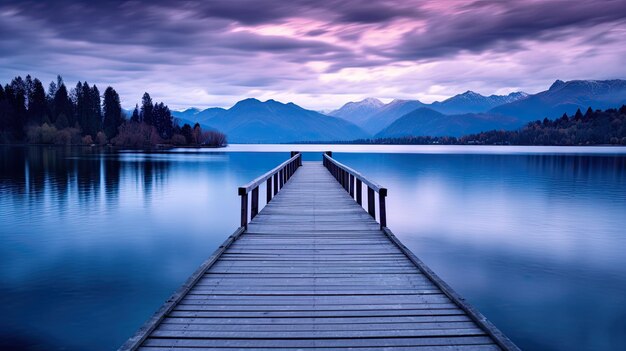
[0,74,226,147]
[349,106,626,146]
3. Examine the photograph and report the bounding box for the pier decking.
[121,153,518,351]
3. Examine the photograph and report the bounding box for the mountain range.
[172,79,626,142]
[174,98,367,143]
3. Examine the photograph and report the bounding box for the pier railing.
[323,151,387,229]
[238,151,302,229]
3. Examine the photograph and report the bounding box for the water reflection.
[0,147,288,350]
[0,146,625,351]
[334,152,626,351]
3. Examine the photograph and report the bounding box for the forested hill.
[0,74,225,147]
[349,106,626,146]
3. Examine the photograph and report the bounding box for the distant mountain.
[490,79,626,122]
[199,98,368,143]
[361,99,427,134]
[336,92,526,134]
[430,91,528,115]
[167,79,626,142]
[172,107,226,125]
[172,108,200,120]
[375,108,519,138]
[329,98,384,125]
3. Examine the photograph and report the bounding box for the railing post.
[379,188,387,229]
[356,179,362,205]
[349,174,355,198]
[279,169,284,188]
[273,173,278,195]
[238,187,248,229]
[266,178,272,203]
[340,169,344,189]
[251,186,259,219]
[367,186,375,218]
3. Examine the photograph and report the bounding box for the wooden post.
[291,151,300,169]
[344,171,350,192]
[251,186,259,219]
[341,169,345,189]
[379,188,387,229]
[339,169,346,190]
[238,188,248,229]
[266,178,272,203]
[273,173,278,195]
[349,175,355,197]
[356,179,362,205]
[367,186,375,218]
[279,169,284,188]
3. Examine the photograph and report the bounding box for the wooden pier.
[121,152,519,351]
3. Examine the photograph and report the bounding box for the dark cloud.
[3,0,624,63]
[0,0,624,110]
[383,0,626,60]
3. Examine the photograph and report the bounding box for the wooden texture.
[122,162,518,351]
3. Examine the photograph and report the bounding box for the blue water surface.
[1,145,625,350]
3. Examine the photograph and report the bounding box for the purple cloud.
[0,0,624,111]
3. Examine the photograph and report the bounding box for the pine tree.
[47,81,57,98]
[154,102,174,139]
[130,104,140,123]
[25,75,33,107]
[181,123,193,144]
[584,107,594,119]
[8,76,27,139]
[76,81,89,132]
[140,92,153,125]
[102,86,123,139]
[53,83,73,127]
[88,84,102,136]
[27,78,47,125]
[0,85,11,133]
[193,123,202,144]
[574,108,584,121]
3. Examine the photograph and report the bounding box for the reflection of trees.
[526,154,626,181]
[139,153,171,204]
[0,147,172,210]
[104,154,121,204]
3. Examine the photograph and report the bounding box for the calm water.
[1,145,625,350]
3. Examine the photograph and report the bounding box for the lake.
[1,145,625,350]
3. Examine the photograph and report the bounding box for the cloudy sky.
[1,0,625,110]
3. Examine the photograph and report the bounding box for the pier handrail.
[323,151,387,228]
[238,151,302,229]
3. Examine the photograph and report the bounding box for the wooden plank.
[156,321,479,331]
[149,327,486,339]
[142,336,496,348]
[139,346,501,351]
[161,315,473,325]
[168,309,467,318]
